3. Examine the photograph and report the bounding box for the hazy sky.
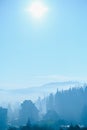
[0,0,87,89]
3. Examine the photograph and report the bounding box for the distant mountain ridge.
[42,81,80,87]
[0,81,85,102]
[9,81,83,94]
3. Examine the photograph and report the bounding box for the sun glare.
[27,1,48,18]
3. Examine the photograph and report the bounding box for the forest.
[0,86,87,130]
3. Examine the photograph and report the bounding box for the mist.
[0,82,87,130]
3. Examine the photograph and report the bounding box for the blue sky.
[0,0,87,89]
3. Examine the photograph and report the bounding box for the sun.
[27,1,48,18]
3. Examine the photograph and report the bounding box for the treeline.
[44,86,87,124]
[8,124,87,130]
[8,124,53,130]
[7,86,87,127]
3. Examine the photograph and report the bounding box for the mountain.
[9,81,83,97]
[9,81,81,93]
[0,81,84,103]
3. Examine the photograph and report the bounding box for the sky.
[0,0,87,89]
